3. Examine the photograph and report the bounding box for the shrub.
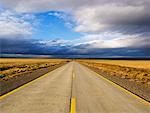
[0,74,6,78]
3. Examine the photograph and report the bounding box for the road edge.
[0,62,69,99]
[79,63,150,105]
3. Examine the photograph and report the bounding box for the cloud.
[0,9,34,38]
[1,37,149,57]
[38,39,71,47]
[0,0,150,57]
[1,0,150,34]
[0,37,72,55]
[74,3,150,34]
[0,0,66,13]
[1,0,150,35]
[0,38,51,54]
[73,33,150,49]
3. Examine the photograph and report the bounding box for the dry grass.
[78,60,150,69]
[0,58,69,79]
[0,58,66,63]
[78,60,150,85]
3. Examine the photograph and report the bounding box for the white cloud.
[1,0,149,34]
[37,32,149,49]
[0,0,65,13]
[38,39,70,46]
[74,33,150,48]
[0,0,149,49]
[0,10,34,38]
[74,4,147,33]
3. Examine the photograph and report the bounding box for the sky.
[0,0,150,58]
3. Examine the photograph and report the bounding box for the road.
[0,62,150,113]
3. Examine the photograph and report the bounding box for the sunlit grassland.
[78,60,150,69]
[0,58,69,79]
[78,59,150,85]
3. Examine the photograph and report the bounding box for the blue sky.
[32,11,81,40]
[0,0,150,58]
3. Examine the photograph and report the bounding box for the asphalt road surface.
[0,62,150,113]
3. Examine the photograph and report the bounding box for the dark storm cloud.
[0,38,45,54]
[66,47,150,58]
[0,38,72,55]
[0,37,149,58]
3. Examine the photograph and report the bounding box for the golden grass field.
[0,58,67,63]
[78,60,150,85]
[78,60,150,69]
[0,58,69,79]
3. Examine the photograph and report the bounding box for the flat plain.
[78,59,150,84]
[0,58,69,80]
[78,59,150,69]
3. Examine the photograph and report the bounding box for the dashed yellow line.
[70,98,76,113]
[0,70,55,100]
[73,72,75,79]
[70,67,76,113]
[94,71,150,105]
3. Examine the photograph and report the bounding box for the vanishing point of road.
[0,62,150,113]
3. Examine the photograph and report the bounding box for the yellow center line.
[70,98,76,113]
[70,67,76,113]
[73,72,75,79]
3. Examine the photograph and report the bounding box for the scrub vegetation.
[0,58,69,80]
[78,60,150,85]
